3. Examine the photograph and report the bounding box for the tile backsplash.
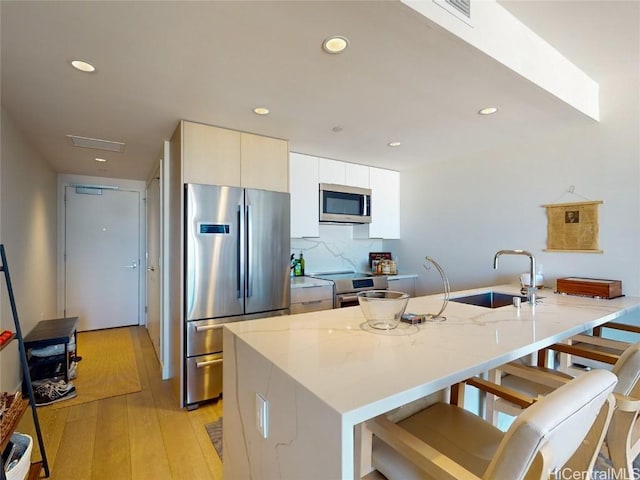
[291,224,383,274]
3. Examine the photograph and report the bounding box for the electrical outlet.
[255,393,268,439]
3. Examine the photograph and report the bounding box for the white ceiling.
[1,1,634,181]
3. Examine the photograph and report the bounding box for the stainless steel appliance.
[319,183,371,224]
[310,272,388,308]
[184,183,290,407]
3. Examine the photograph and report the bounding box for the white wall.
[0,108,58,392]
[389,32,640,302]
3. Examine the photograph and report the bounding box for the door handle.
[246,204,253,298]
[124,262,137,269]
[194,324,224,332]
[196,358,223,368]
[147,266,156,272]
[302,300,323,305]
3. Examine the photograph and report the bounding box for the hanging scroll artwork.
[542,201,603,253]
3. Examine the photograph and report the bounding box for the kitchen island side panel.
[223,328,343,480]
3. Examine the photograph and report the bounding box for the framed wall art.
[542,200,603,253]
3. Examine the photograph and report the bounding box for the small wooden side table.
[23,317,79,383]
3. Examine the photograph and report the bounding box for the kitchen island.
[223,284,640,480]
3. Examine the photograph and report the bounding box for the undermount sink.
[450,291,528,309]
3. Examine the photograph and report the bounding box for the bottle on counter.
[382,260,391,275]
[299,252,305,276]
[292,252,303,277]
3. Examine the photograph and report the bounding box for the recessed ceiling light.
[71,60,96,72]
[322,36,349,54]
[332,126,343,133]
[253,107,270,115]
[478,107,498,115]
[388,141,401,147]
[95,158,107,163]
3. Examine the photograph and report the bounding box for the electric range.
[309,271,388,308]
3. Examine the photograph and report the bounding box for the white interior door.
[65,186,140,331]
[146,176,162,361]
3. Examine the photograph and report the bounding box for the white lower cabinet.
[387,277,416,297]
[290,285,333,314]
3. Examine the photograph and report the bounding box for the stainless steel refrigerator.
[184,183,290,407]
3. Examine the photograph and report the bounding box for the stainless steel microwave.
[319,183,371,224]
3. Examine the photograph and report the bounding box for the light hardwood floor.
[18,326,223,480]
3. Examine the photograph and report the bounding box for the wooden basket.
[0,393,25,443]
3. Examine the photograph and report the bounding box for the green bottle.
[299,252,305,276]
[294,257,302,276]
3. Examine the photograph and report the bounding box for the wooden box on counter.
[556,277,622,299]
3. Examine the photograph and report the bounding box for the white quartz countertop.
[290,274,417,288]
[290,276,334,288]
[225,284,640,425]
[386,273,418,280]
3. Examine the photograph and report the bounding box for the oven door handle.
[338,294,359,303]
[194,324,225,332]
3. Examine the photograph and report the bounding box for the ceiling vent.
[445,0,470,18]
[434,0,473,26]
[66,135,126,153]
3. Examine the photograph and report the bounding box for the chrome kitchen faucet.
[493,249,537,304]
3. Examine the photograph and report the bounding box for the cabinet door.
[369,167,400,239]
[345,163,369,188]
[318,158,345,184]
[290,285,333,313]
[241,133,289,192]
[290,299,333,314]
[183,121,241,186]
[290,153,320,238]
[387,278,415,297]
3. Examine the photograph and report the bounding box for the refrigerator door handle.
[237,205,243,299]
[194,324,224,332]
[246,204,253,298]
[196,358,224,368]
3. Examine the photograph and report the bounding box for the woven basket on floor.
[0,393,24,442]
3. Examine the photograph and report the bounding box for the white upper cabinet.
[368,167,400,239]
[241,133,289,193]
[318,158,369,188]
[345,163,369,188]
[183,121,241,186]
[181,121,288,192]
[291,153,400,239]
[290,153,320,238]
[318,158,345,185]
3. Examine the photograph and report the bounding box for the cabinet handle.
[301,300,323,305]
[196,358,223,368]
[194,324,224,332]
